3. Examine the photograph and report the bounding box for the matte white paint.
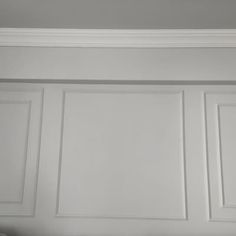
[1,47,236,81]
[1,0,236,29]
[204,92,236,221]
[0,44,236,235]
[0,88,43,216]
[0,83,236,236]
[56,88,186,219]
[1,29,236,47]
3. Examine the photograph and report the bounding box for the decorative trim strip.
[3,80,236,85]
[203,92,212,221]
[1,28,236,48]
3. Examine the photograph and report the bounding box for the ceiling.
[0,0,236,29]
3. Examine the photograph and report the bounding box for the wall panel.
[204,91,236,222]
[0,87,43,216]
[56,86,187,220]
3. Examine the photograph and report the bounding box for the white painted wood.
[2,47,236,82]
[204,90,236,222]
[1,29,236,48]
[56,87,187,219]
[0,86,43,216]
[1,84,236,235]
[0,82,236,236]
[1,30,236,235]
[0,101,31,203]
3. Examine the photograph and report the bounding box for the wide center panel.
[56,86,187,220]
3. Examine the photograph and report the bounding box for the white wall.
[1,47,236,81]
[0,48,236,236]
[1,0,236,29]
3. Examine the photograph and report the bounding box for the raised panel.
[0,88,43,216]
[217,104,236,207]
[204,92,236,222]
[56,86,187,220]
[0,101,31,203]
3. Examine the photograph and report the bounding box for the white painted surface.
[0,47,236,235]
[0,83,236,236]
[0,88,43,216]
[1,0,236,29]
[57,88,186,219]
[2,29,236,48]
[204,92,236,222]
[1,48,236,81]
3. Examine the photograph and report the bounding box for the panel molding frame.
[203,91,236,222]
[1,28,236,48]
[216,103,236,209]
[55,87,188,221]
[0,100,32,204]
[0,87,44,217]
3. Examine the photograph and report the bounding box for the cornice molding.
[0,28,236,48]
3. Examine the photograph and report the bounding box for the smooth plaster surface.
[0,0,236,29]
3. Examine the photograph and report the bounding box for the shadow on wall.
[0,227,18,236]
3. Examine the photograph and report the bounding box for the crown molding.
[0,28,236,48]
